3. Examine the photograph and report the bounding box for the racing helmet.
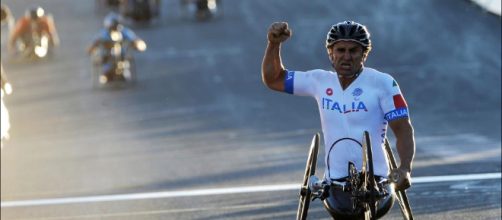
[26,6,45,20]
[103,12,121,30]
[325,21,371,50]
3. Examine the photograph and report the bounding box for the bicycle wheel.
[363,131,377,220]
[384,139,414,220]
[296,133,320,220]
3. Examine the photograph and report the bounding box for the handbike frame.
[384,138,414,220]
[296,133,319,220]
[297,132,413,220]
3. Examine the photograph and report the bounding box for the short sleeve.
[284,70,318,97]
[380,75,409,122]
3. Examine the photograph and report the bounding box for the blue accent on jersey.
[284,70,295,94]
[384,107,409,121]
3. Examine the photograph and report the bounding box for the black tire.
[296,133,320,220]
[363,131,377,220]
[384,139,414,220]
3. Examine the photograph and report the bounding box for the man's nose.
[342,51,352,59]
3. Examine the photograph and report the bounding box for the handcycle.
[11,31,53,60]
[90,32,145,88]
[296,131,414,220]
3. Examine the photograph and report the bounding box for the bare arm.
[389,117,415,190]
[87,40,99,55]
[261,22,291,92]
[8,18,25,49]
[262,42,285,91]
[46,15,60,46]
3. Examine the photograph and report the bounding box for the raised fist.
[267,22,292,44]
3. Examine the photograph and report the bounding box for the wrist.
[267,40,282,46]
[399,165,411,173]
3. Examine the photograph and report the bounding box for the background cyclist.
[87,12,146,83]
[8,6,59,55]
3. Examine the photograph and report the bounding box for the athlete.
[262,21,415,219]
[8,6,59,54]
[87,12,146,83]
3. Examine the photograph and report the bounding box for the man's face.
[328,41,366,77]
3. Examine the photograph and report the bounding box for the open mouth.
[340,63,352,69]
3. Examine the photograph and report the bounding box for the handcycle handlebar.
[308,175,391,202]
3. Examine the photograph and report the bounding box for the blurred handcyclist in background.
[87,12,146,83]
[8,6,60,56]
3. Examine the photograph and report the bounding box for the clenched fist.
[267,22,292,44]
[390,167,412,191]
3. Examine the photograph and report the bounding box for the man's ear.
[327,48,333,62]
[362,51,369,62]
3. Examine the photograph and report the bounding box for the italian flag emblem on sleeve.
[393,94,407,108]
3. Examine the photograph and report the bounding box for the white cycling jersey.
[284,67,409,181]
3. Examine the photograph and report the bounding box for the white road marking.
[414,148,501,167]
[6,202,293,220]
[412,172,501,183]
[1,172,500,208]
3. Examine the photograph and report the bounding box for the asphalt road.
[1,0,501,219]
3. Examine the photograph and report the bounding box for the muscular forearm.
[87,42,98,54]
[395,123,415,172]
[389,118,416,173]
[261,42,285,91]
[8,31,18,46]
[9,20,25,47]
[47,18,59,46]
[49,30,60,46]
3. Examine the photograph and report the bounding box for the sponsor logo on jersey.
[322,98,368,114]
[380,123,387,141]
[352,88,363,97]
[284,71,295,94]
[384,107,408,121]
[352,88,363,101]
[286,71,294,80]
[326,88,333,96]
